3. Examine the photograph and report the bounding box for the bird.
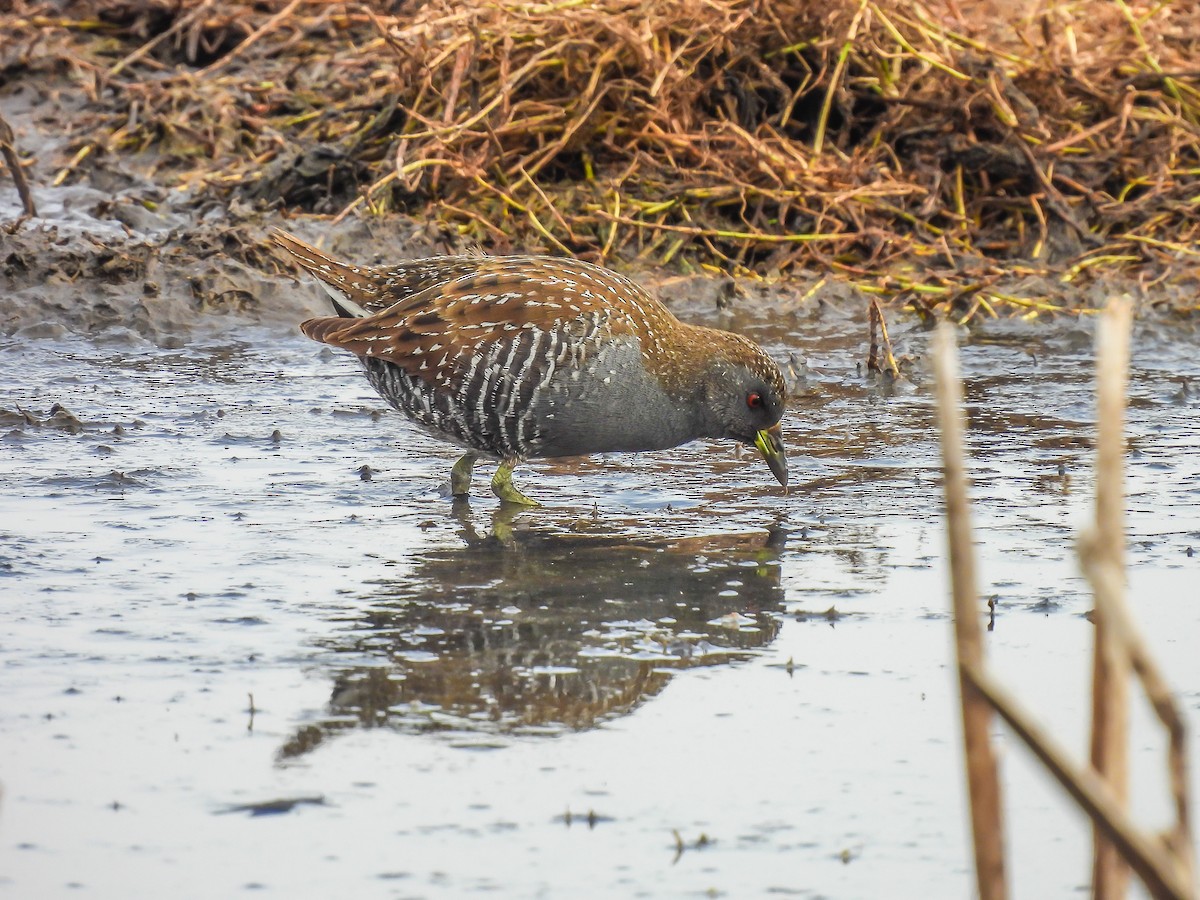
[271,228,788,506]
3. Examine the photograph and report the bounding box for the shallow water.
[2,304,1198,898]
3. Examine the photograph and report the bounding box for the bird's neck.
[642,320,747,399]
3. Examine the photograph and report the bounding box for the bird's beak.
[753,423,788,493]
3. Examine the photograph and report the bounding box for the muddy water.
[2,304,1198,898]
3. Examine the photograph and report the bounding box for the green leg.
[450,452,477,497]
[490,459,539,507]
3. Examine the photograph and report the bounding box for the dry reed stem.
[932,323,1007,900]
[0,112,37,219]
[1076,531,1197,891]
[937,305,1195,900]
[962,661,1193,900]
[1087,298,1134,899]
[867,298,900,379]
[1080,300,1195,898]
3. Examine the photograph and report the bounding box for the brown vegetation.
[4,0,1200,316]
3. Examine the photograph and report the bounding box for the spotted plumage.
[272,228,787,504]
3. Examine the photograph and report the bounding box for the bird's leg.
[491,459,539,507]
[450,452,478,497]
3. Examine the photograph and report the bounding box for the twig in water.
[0,113,37,219]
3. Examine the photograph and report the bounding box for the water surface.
[2,305,1198,897]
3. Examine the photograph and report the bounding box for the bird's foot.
[450,452,478,497]
[491,460,539,507]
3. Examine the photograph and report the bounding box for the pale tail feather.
[270,228,371,318]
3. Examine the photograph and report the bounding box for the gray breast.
[522,337,706,458]
[356,317,709,461]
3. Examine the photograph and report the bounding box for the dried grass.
[5,0,1200,315]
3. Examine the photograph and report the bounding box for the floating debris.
[217,796,327,817]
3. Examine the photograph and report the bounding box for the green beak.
[754,424,788,493]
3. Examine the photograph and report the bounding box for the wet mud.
[2,286,1198,896]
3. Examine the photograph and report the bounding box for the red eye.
[747,392,763,409]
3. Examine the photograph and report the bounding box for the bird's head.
[698,335,789,491]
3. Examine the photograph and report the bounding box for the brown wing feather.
[298,258,667,388]
[286,239,786,405]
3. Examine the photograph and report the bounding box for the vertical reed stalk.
[932,323,1008,900]
[1088,299,1133,898]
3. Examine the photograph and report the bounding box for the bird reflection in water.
[278,522,786,759]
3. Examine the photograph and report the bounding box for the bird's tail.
[298,315,355,346]
[270,228,372,318]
